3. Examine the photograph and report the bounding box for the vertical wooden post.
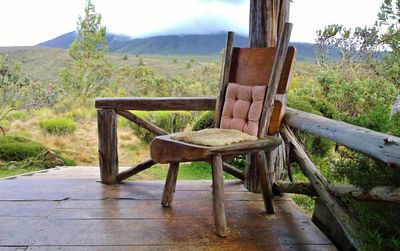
[162,162,180,207]
[212,154,228,237]
[97,109,119,184]
[245,0,290,193]
[256,151,274,213]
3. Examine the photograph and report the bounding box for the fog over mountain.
[37,31,334,61]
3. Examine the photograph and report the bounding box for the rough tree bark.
[245,0,290,192]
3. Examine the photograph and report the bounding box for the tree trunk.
[245,0,289,192]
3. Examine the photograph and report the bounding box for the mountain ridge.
[38,31,321,60]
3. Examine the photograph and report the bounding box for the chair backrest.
[215,35,296,138]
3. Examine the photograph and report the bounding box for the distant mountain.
[38,31,323,60]
[38,31,76,49]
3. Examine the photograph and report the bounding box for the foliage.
[39,117,77,135]
[376,0,400,86]
[192,111,215,131]
[130,111,193,144]
[333,150,400,190]
[317,71,396,116]
[315,0,400,86]
[310,2,400,249]
[0,56,51,128]
[66,107,96,121]
[348,199,400,251]
[0,136,46,161]
[5,110,28,121]
[59,0,112,100]
[0,136,76,178]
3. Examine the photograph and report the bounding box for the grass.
[39,117,77,135]
[0,136,46,161]
[130,162,236,180]
[0,163,43,179]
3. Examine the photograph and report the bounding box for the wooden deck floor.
[0,166,336,251]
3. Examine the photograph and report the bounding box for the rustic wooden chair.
[150,25,296,237]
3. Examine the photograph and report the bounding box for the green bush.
[66,107,96,121]
[130,111,192,144]
[288,95,338,119]
[5,110,28,121]
[39,117,77,135]
[287,95,337,157]
[192,111,215,131]
[0,136,46,161]
[333,150,400,190]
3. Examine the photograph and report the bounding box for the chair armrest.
[95,97,217,111]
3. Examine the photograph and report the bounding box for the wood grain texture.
[258,23,292,138]
[150,134,281,164]
[116,110,168,136]
[212,154,228,237]
[284,108,400,168]
[281,124,360,250]
[275,181,400,203]
[214,32,234,128]
[0,167,336,250]
[222,162,245,181]
[97,109,118,184]
[95,97,216,111]
[255,151,275,213]
[161,162,180,207]
[117,159,156,182]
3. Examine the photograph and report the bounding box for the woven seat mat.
[170,128,257,146]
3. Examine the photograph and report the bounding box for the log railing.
[96,97,247,184]
[96,97,400,250]
[284,108,400,168]
[281,108,400,251]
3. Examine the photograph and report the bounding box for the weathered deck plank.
[0,166,336,250]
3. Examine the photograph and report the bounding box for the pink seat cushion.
[220,83,266,136]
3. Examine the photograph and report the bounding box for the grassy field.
[0,46,315,180]
[0,46,226,179]
[0,46,220,83]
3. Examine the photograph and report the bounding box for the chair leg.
[256,151,275,214]
[162,162,179,207]
[211,154,228,237]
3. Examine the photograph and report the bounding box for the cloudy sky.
[0,0,383,46]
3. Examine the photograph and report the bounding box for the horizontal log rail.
[274,181,400,203]
[284,107,400,168]
[96,97,246,182]
[95,97,217,111]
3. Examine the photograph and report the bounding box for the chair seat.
[150,133,282,164]
[170,128,258,146]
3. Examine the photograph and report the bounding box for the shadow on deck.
[0,166,336,250]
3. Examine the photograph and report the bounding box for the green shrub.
[348,199,400,251]
[192,111,215,131]
[66,107,96,121]
[130,111,192,144]
[288,95,338,119]
[5,110,28,121]
[39,117,77,135]
[333,150,400,190]
[0,136,46,161]
[287,95,337,157]
[390,113,400,137]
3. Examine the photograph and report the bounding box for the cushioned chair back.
[219,46,296,136]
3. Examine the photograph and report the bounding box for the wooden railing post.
[97,109,118,184]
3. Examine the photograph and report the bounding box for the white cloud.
[0,0,383,46]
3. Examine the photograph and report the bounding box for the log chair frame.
[96,23,296,237]
[148,24,295,237]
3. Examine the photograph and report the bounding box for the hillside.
[0,46,71,82]
[38,32,321,60]
[0,46,218,83]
